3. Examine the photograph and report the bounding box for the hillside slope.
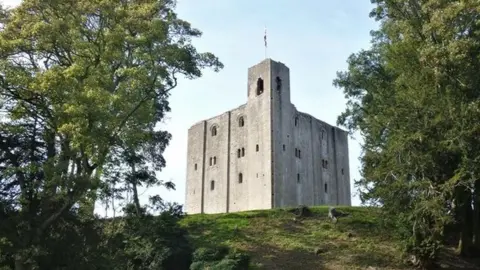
[180,206,407,269]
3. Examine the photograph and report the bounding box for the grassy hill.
[180,206,407,270]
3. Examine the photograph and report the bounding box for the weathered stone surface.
[185,59,351,214]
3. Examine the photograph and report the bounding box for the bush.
[190,247,250,270]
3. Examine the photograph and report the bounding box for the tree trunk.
[130,163,142,216]
[14,253,32,270]
[456,186,474,256]
[473,179,480,252]
[15,259,26,270]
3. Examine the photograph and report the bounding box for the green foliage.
[335,0,480,267]
[190,247,250,270]
[102,203,193,270]
[0,0,222,269]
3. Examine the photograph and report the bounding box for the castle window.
[237,149,241,158]
[241,147,245,157]
[211,126,217,136]
[341,168,344,175]
[275,76,282,91]
[239,116,245,127]
[213,156,217,165]
[295,148,301,159]
[321,130,325,139]
[238,173,243,183]
[324,183,328,193]
[256,144,259,152]
[194,163,197,170]
[210,180,215,191]
[295,117,298,126]
[297,173,300,183]
[298,150,301,159]
[322,159,328,169]
[209,157,213,166]
[283,144,285,151]
[256,78,264,95]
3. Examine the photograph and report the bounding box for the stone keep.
[185,58,351,214]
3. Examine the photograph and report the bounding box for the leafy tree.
[0,0,222,269]
[101,201,193,270]
[335,0,480,267]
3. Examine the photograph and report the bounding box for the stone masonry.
[185,59,351,214]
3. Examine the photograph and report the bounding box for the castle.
[185,59,351,214]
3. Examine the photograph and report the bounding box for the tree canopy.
[335,0,480,267]
[0,0,223,269]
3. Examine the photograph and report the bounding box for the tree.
[0,0,222,269]
[335,0,480,267]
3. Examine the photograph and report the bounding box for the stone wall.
[185,58,351,214]
[185,121,205,214]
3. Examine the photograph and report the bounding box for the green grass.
[180,206,409,270]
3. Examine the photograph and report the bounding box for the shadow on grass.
[435,248,480,270]
[347,251,401,269]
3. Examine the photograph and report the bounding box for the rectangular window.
[256,144,259,152]
[297,173,300,183]
[283,144,286,151]
[194,163,197,170]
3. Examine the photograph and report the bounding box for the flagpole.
[264,26,267,59]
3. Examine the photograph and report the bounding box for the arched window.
[211,126,217,136]
[237,149,241,158]
[322,159,328,169]
[238,173,243,183]
[256,78,264,95]
[256,144,259,152]
[239,116,245,127]
[295,117,299,127]
[241,147,245,157]
[210,180,215,191]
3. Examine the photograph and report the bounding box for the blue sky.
[1,0,379,212]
